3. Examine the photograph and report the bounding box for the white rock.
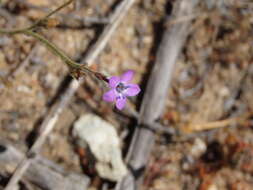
[73,114,127,181]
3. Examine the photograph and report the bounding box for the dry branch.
[184,113,251,132]
[116,0,200,189]
[0,140,89,190]
[4,0,136,189]
[13,0,109,27]
[8,44,39,78]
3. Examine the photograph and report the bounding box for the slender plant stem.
[32,0,73,27]
[0,28,93,75]
[0,28,27,35]
[0,0,73,34]
[24,30,78,68]
[0,0,94,75]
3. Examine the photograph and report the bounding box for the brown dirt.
[0,0,252,189]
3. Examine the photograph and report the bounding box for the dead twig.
[0,139,90,190]
[81,0,137,65]
[115,0,200,189]
[13,0,109,26]
[0,8,16,27]
[165,12,208,27]
[3,0,136,189]
[183,113,251,132]
[7,43,39,79]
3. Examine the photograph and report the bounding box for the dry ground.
[0,0,253,189]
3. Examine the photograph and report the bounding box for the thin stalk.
[27,0,74,30]
[0,0,73,34]
[24,30,93,73]
[24,30,79,68]
[0,28,28,35]
[0,0,94,75]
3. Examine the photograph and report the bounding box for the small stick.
[0,0,73,34]
[4,0,136,189]
[81,0,136,65]
[0,44,38,87]
[13,0,109,26]
[8,44,39,78]
[165,12,208,27]
[185,114,250,132]
[0,140,90,190]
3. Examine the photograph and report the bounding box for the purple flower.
[103,70,141,110]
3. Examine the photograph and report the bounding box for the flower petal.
[121,70,134,82]
[109,76,120,88]
[116,97,127,110]
[103,89,117,102]
[125,84,141,96]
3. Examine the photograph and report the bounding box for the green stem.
[0,28,93,75]
[0,28,28,35]
[24,30,80,69]
[28,0,73,30]
[0,0,73,34]
[0,0,94,75]
[25,30,94,74]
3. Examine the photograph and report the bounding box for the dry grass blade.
[184,113,251,132]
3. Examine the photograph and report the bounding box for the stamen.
[116,83,128,93]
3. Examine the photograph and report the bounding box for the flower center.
[116,82,128,93]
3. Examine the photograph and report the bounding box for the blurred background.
[0,0,253,190]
